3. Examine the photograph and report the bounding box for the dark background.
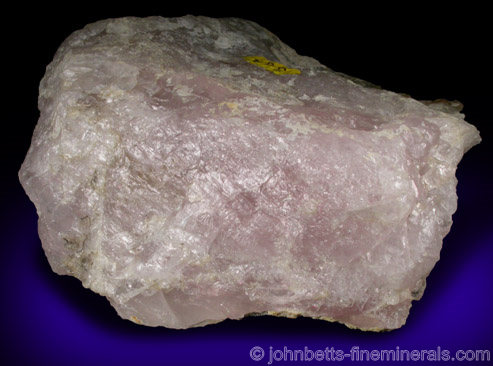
[2,3,492,365]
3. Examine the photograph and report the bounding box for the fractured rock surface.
[19,16,480,330]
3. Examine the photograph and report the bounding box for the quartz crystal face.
[19,16,480,330]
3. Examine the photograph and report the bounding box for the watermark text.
[249,346,490,363]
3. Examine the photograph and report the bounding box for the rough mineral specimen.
[19,16,480,331]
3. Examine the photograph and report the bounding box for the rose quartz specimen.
[19,16,480,330]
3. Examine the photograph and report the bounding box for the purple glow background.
[2,5,492,365]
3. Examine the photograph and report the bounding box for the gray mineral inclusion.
[19,16,480,330]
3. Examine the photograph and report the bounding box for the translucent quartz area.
[19,16,480,330]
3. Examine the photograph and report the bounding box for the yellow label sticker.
[244,56,301,75]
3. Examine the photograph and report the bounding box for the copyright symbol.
[250,346,265,361]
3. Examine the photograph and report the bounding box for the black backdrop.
[2,3,492,366]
